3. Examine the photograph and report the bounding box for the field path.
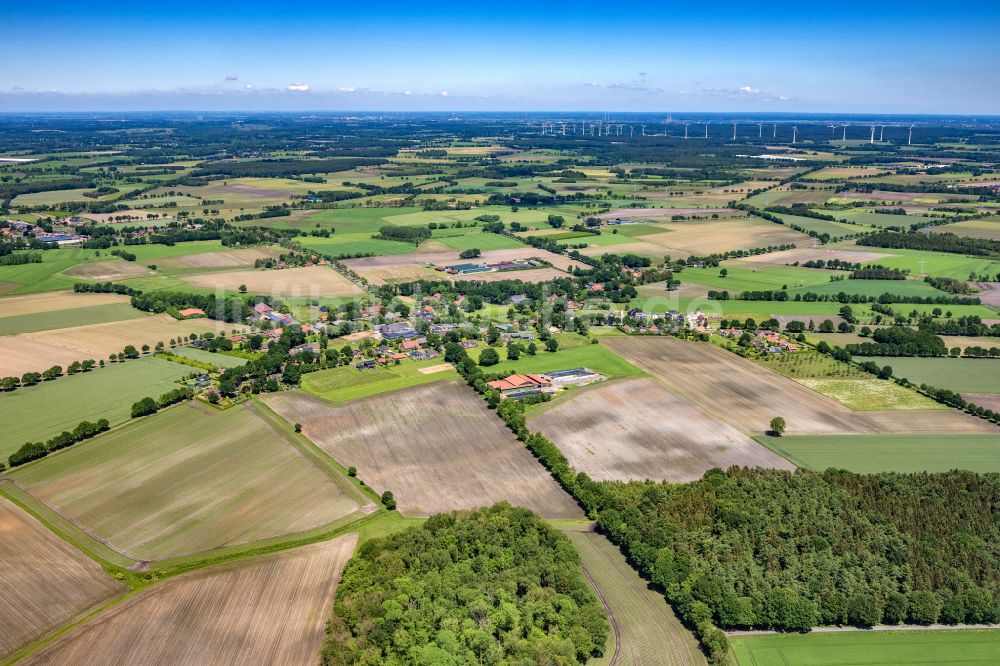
[567,531,704,666]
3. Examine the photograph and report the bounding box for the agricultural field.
[340,246,582,285]
[758,433,1000,473]
[929,216,1000,240]
[11,402,361,560]
[729,629,1000,666]
[0,357,192,462]
[529,377,793,481]
[770,212,860,237]
[180,265,363,298]
[469,340,645,380]
[0,292,148,336]
[21,535,357,665]
[735,246,892,267]
[567,530,704,666]
[785,277,948,299]
[0,497,125,660]
[168,346,248,368]
[263,382,583,519]
[149,247,284,273]
[63,259,154,281]
[866,356,1000,393]
[0,313,230,377]
[300,356,455,403]
[604,336,995,435]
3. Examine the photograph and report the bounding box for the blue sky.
[2,1,998,113]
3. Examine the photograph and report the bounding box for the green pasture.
[300,357,455,403]
[866,357,1000,393]
[859,248,1000,281]
[772,213,859,237]
[729,628,1000,666]
[0,302,150,336]
[758,434,1000,474]
[0,357,191,462]
[785,278,947,298]
[468,341,644,380]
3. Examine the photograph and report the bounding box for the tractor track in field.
[581,563,622,666]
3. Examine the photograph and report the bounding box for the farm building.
[253,302,274,315]
[488,373,552,394]
[177,307,206,318]
[546,367,606,389]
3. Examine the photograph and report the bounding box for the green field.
[798,378,945,410]
[861,248,1000,281]
[867,357,1000,393]
[301,357,455,403]
[730,629,1000,666]
[10,401,360,560]
[786,278,948,299]
[0,248,107,294]
[0,357,191,462]
[681,264,835,292]
[772,213,859,237]
[0,302,150,336]
[468,341,644,379]
[298,232,418,258]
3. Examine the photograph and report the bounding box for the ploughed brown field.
[0,291,133,318]
[604,336,998,436]
[0,496,125,659]
[64,260,154,281]
[153,247,284,270]
[21,534,357,666]
[734,247,891,267]
[263,382,583,519]
[529,378,793,481]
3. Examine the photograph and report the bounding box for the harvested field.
[454,267,570,283]
[580,218,807,258]
[79,210,165,224]
[12,402,361,561]
[264,382,583,519]
[963,393,1000,412]
[838,190,927,202]
[735,247,891,267]
[598,207,734,219]
[341,247,582,285]
[180,266,363,298]
[604,336,997,436]
[64,260,154,281]
[159,247,283,270]
[529,378,793,482]
[0,314,229,377]
[417,362,453,374]
[976,282,1000,308]
[567,531,704,666]
[21,535,357,666]
[0,497,125,660]
[0,291,131,317]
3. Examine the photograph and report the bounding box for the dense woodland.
[322,504,608,665]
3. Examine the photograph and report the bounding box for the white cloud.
[403,90,412,96]
[439,90,449,97]
[225,74,238,81]
[287,82,310,92]
[245,84,253,90]
[338,87,356,93]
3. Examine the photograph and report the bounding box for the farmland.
[11,402,361,560]
[758,433,1000,473]
[469,340,645,380]
[530,378,793,481]
[264,382,583,518]
[301,356,455,403]
[180,265,363,298]
[567,530,705,666]
[729,629,1000,666]
[0,314,230,377]
[21,534,357,665]
[0,497,125,660]
[867,356,1000,393]
[604,336,994,435]
[0,357,192,462]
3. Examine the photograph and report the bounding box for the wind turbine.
[641,124,646,136]
[732,123,737,141]
[792,126,798,144]
[759,122,763,138]
[629,126,634,137]
[705,123,709,139]
[684,123,690,139]
[879,125,884,142]
[908,125,914,145]
[842,125,847,141]
[870,126,876,144]
[772,123,777,138]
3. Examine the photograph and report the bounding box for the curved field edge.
[566,530,704,666]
